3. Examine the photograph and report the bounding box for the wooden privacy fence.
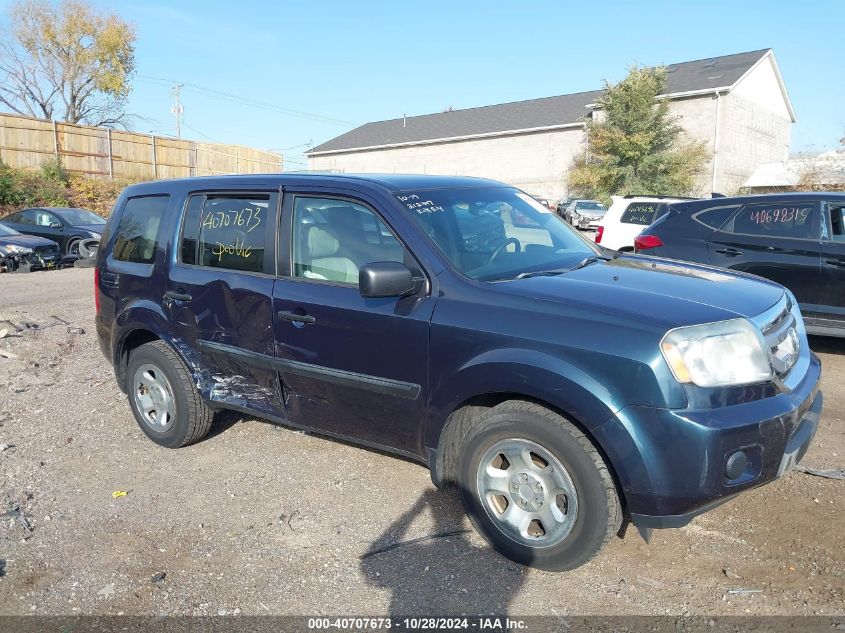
[0,112,283,180]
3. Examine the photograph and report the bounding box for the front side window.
[828,204,845,242]
[35,210,60,227]
[620,202,661,226]
[730,203,816,239]
[397,187,597,281]
[112,196,169,264]
[291,197,405,285]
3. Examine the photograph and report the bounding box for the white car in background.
[595,195,692,251]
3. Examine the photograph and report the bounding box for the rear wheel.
[126,340,213,448]
[458,401,621,570]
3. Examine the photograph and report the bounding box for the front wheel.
[458,401,621,570]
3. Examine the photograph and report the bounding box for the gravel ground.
[0,267,842,617]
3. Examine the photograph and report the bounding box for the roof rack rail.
[621,194,698,200]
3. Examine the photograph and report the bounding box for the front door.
[167,190,283,418]
[706,200,822,314]
[272,193,434,455]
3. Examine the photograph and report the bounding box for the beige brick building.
[307,49,794,199]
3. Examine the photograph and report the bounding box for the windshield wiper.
[515,268,569,280]
[568,255,612,271]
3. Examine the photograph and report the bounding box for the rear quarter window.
[620,202,661,225]
[112,195,169,264]
[692,205,739,230]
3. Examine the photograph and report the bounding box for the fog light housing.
[725,450,749,481]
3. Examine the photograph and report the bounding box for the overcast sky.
[1,0,843,167]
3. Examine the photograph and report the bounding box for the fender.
[424,347,655,498]
[111,299,205,392]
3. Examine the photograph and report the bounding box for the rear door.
[167,190,283,418]
[706,200,822,314]
[271,191,434,455]
[817,199,845,331]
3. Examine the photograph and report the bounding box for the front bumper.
[597,352,822,529]
[574,216,603,230]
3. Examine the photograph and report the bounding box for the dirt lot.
[0,267,842,617]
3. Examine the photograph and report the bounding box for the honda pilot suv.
[95,174,822,571]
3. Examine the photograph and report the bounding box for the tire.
[458,401,621,571]
[66,238,81,256]
[125,340,213,448]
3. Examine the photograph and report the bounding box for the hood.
[73,224,104,235]
[502,255,784,330]
[0,234,59,249]
[574,209,605,219]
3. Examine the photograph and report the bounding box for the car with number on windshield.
[95,174,822,571]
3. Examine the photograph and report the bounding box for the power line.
[138,75,356,126]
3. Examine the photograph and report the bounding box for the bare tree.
[0,0,136,127]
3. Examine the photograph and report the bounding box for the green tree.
[0,0,136,127]
[567,66,708,202]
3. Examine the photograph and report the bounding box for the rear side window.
[112,196,169,264]
[620,202,661,225]
[181,194,271,273]
[694,205,738,230]
[730,203,816,239]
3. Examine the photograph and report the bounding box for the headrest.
[307,226,340,258]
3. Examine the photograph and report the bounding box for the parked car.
[0,221,61,272]
[595,195,693,251]
[0,206,105,255]
[96,174,821,571]
[556,197,575,216]
[563,200,606,230]
[635,192,845,337]
[530,194,553,211]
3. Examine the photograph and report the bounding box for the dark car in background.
[0,222,61,271]
[0,206,105,255]
[96,174,820,571]
[634,192,845,337]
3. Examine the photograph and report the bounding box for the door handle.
[715,248,742,257]
[277,310,316,324]
[164,290,192,302]
[825,259,845,268]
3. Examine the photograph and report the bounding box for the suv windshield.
[55,208,106,225]
[397,187,600,281]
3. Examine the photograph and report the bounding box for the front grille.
[34,245,59,258]
[757,295,799,378]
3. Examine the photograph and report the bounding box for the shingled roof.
[309,49,774,155]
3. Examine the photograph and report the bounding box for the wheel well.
[434,393,627,514]
[116,329,160,391]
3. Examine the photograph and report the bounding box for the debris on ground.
[279,510,300,531]
[0,349,18,359]
[0,559,5,578]
[0,443,13,452]
[727,588,764,595]
[97,583,115,598]
[795,463,845,480]
[67,326,85,336]
[723,568,741,580]
[111,490,127,499]
[636,575,665,589]
[151,571,167,584]
[0,329,8,339]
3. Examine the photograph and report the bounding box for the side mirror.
[359,261,416,298]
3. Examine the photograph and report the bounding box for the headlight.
[1,244,34,256]
[661,318,772,387]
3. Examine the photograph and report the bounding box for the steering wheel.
[487,237,521,264]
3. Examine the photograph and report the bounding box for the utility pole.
[170,83,184,139]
